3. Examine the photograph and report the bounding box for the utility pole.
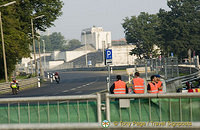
[0,12,8,82]
[42,40,46,71]
[31,15,45,76]
[84,31,88,67]
[0,1,16,82]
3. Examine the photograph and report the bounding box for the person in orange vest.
[110,75,128,94]
[132,72,145,94]
[147,75,158,94]
[155,74,163,93]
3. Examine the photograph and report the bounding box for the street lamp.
[83,31,88,67]
[42,40,46,71]
[31,15,45,76]
[0,1,16,82]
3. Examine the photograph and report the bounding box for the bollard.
[47,72,49,79]
[38,78,40,87]
[111,67,113,74]
[53,73,55,80]
[107,77,109,92]
[50,74,53,83]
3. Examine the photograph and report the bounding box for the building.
[81,27,111,50]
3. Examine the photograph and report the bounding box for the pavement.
[0,70,128,98]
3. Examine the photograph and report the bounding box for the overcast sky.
[49,0,169,40]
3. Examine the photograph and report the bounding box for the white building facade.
[81,27,111,50]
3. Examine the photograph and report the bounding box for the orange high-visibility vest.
[132,78,145,94]
[148,82,158,94]
[157,81,163,93]
[113,80,126,94]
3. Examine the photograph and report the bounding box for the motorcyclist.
[54,72,60,83]
[10,78,19,95]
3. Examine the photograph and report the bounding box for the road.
[0,71,128,98]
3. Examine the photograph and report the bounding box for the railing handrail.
[107,93,200,99]
[0,95,98,103]
[166,67,199,83]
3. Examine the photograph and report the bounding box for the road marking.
[62,80,97,93]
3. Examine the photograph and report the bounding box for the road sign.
[88,60,92,66]
[105,49,112,65]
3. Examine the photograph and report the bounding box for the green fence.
[0,93,200,125]
[0,101,98,124]
[109,98,200,122]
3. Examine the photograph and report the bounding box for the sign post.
[105,49,112,92]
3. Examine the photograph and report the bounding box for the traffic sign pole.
[105,49,112,92]
[107,65,111,92]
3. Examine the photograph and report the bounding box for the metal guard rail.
[0,94,102,124]
[165,67,199,83]
[106,93,200,124]
[107,93,200,98]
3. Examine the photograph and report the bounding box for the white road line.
[62,80,97,93]
[63,90,69,92]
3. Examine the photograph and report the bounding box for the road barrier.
[0,93,199,129]
[0,77,38,94]
[0,93,101,124]
[106,93,200,122]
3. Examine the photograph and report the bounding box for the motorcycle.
[11,83,19,95]
[55,75,60,84]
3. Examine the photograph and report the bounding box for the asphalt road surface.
[0,71,128,98]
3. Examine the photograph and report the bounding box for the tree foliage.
[122,12,159,59]
[157,0,200,58]
[0,0,63,79]
[123,0,200,60]
[40,32,66,52]
[62,39,81,51]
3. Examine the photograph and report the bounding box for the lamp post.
[83,31,88,67]
[31,15,45,76]
[0,1,16,82]
[42,40,46,71]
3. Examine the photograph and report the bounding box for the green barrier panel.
[0,101,98,124]
[110,98,200,122]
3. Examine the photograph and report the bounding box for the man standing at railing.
[110,75,128,94]
[132,72,145,94]
[147,75,158,94]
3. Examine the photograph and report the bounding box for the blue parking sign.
[106,49,112,60]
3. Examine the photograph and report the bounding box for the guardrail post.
[145,59,148,80]
[156,59,158,74]
[50,74,53,83]
[53,73,55,80]
[106,93,110,122]
[165,58,168,79]
[176,58,179,77]
[97,93,102,123]
[38,77,40,87]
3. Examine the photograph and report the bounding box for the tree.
[122,12,159,59]
[157,0,200,58]
[0,0,63,80]
[40,32,66,51]
[62,39,81,51]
